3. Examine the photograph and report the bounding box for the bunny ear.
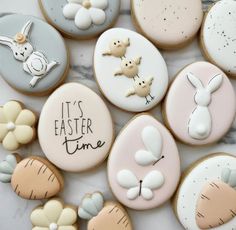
[0,154,17,183]
[0,36,14,48]
[21,20,33,37]
[207,74,223,93]
[187,72,204,89]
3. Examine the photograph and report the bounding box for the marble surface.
[0,0,236,230]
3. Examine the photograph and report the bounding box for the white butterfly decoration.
[63,0,108,30]
[117,169,164,200]
[135,126,164,166]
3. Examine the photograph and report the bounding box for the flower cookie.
[0,154,64,200]
[131,0,203,49]
[31,199,78,230]
[201,0,236,77]
[163,62,236,146]
[107,114,180,210]
[78,192,132,230]
[174,153,236,230]
[39,0,120,39]
[0,101,37,151]
[38,83,113,172]
[94,28,169,112]
[0,14,69,95]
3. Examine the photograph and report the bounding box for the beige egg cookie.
[78,192,132,230]
[0,154,64,200]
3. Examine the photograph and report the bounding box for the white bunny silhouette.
[187,73,223,140]
[0,20,58,88]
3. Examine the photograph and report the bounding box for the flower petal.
[15,109,36,126]
[0,108,7,123]
[75,8,92,30]
[58,226,77,230]
[90,0,108,9]
[63,3,81,19]
[2,132,19,151]
[89,8,106,25]
[32,227,49,230]
[68,0,83,3]
[13,126,34,144]
[44,200,63,223]
[0,124,8,142]
[3,101,22,122]
[57,208,77,226]
[31,209,50,227]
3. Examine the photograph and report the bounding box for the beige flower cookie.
[31,199,78,230]
[0,101,37,151]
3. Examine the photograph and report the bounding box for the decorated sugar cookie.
[201,0,236,77]
[131,0,203,49]
[0,101,37,151]
[107,114,180,210]
[39,0,120,39]
[0,14,68,95]
[38,83,113,172]
[174,153,236,230]
[94,28,169,112]
[31,199,78,230]
[78,192,132,230]
[163,62,236,146]
[0,154,64,200]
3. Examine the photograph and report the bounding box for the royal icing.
[31,199,78,230]
[0,14,68,95]
[107,114,180,210]
[94,28,169,112]
[131,0,203,49]
[0,154,64,200]
[202,0,236,77]
[38,83,113,172]
[164,62,236,146]
[0,101,37,151]
[78,192,132,230]
[176,154,236,230]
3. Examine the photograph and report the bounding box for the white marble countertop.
[0,0,236,229]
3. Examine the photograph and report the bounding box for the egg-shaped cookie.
[38,83,114,172]
[131,0,203,49]
[94,28,169,112]
[201,0,236,77]
[163,61,236,146]
[174,153,236,230]
[107,114,180,210]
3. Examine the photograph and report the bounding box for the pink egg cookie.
[175,153,236,230]
[38,83,114,172]
[107,114,180,210]
[164,61,236,146]
[131,0,203,49]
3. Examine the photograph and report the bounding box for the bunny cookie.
[164,62,236,146]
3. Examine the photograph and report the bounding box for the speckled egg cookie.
[163,61,236,146]
[131,0,203,49]
[201,0,236,77]
[174,153,236,230]
[0,14,69,95]
[39,0,120,39]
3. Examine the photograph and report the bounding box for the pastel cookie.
[201,0,236,77]
[31,199,78,230]
[107,114,180,210]
[131,0,203,49]
[174,153,236,230]
[78,192,132,230]
[0,101,37,151]
[39,0,120,39]
[94,28,169,112]
[38,83,113,172]
[164,62,236,146]
[0,154,64,200]
[0,14,68,95]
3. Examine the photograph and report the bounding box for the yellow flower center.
[7,122,15,131]
[14,33,26,44]
[82,0,91,9]
[49,223,58,230]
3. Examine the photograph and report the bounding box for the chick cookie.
[0,14,69,95]
[94,28,169,112]
[78,192,132,230]
[201,0,236,78]
[39,0,120,39]
[163,62,236,146]
[174,153,236,230]
[131,0,203,49]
